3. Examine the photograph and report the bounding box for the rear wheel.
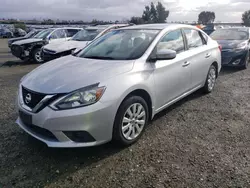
[203,64,217,93]
[113,96,149,146]
[32,48,43,63]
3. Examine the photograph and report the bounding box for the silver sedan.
[16,24,221,147]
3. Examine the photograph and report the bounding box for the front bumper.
[16,96,117,148]
[11,44,30,59]
[221,49,248,67]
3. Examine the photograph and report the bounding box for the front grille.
[22,87,46,109]
[25,123,58,141]
[11,44,23,57]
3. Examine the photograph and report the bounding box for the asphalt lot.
[0,38,250,188]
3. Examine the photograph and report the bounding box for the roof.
[216,27,249,31]
[119,23,194,30]
[85,24,130,30]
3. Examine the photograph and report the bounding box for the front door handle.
[205,53,211,58]
[182,61,190,67]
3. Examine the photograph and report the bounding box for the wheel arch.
[211,61,219,78]
[117,88,153,120]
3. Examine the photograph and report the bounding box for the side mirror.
[151,49,176,61]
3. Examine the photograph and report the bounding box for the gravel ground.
[0,39,250,188]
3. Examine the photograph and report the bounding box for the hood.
[21,55,134,94]
[216,40,246,49]
[8,36,27,43]
[13,38,43,45]
[44,40,88,53]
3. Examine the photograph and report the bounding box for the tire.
[242,51,249,70]
[32,48,43,64]
[113,96,149,146]
[203,64,217,93]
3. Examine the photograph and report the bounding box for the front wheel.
[242,51,249,70]
[113,96,149,146]
[203,64,217,93]
[32,48,43,64]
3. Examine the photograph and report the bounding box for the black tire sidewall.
[204,65,216,93]
[32,48,42,63]
[243,50,249,69]
[113,96,149,146]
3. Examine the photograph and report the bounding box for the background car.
[42,24,129,61]
[0,27,13,38]
[10,27,81,63]
[210,27,250,69]
[16,24,221,148]
[14,28,27,37]
[202,23,216,35]
[8,29,42,47]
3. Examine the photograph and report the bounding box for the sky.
[0,0,249,22]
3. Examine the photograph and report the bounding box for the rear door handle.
[182,61,190,67]
[205,53,211,58]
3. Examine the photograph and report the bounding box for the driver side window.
[156,29,185,54]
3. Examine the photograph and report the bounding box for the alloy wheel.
[35,50,43,63]
[122,103,146,141]
[207,67,216,91]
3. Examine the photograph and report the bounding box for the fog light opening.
[64,131,96,143]
[232,59,241,65]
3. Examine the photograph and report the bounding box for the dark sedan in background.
[210,27,250,69]
[8,29,42,47]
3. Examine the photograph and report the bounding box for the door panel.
[153,52,192,110]
[152,29,192,110]
[183,29,211,88]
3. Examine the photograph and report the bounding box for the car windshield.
[25,30,37,38]
[210,29,249,40]
[76,29,159,60]
[34,29,54,39]
[72,29,103,41]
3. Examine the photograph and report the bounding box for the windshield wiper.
[84,56,115,60]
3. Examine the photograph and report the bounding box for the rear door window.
[183,29,203,49]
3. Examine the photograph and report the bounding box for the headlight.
[236,41,248,50]
[51,85,106,110]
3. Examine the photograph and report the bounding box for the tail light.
[218,45,222,52]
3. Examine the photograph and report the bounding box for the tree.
[130,17,144,24]
[150,2,157,23]
[242,10,250,26]
[156,2,169,23]
[142,5,151,23]
[198,11,215,25]
[142,2,169,23]
[14,23,26,31]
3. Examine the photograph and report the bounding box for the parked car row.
[0,27,13,38]
[42,24,129,61]
[16,24,223,148]
[10,27,82,63]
